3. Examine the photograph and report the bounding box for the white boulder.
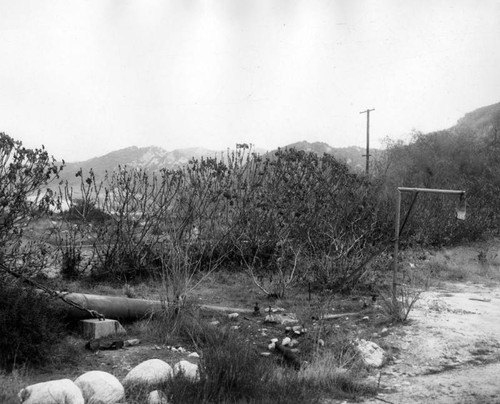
[264,314,278,323]
[122,359,173,388]
[74,370,124,404]
[173,360,200,381]
[18,379,84,404]
[148,389,169,404]
[357,339,385,368]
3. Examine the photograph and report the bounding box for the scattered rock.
[275,342,301,370]
[74,371,124,404]
[261,352,272,357]
[122,359,173,388]
[18,379,84,404]
[279,314,300,326]
[265,307,285,313]
[173,360,200,381]
[230,325,240,330]
[282,337,291,346]
[264,314,278,324]
[209,320,220,326]
[148,390,168,404]
[357,339,385,368]
[228,313,239,320]
[124,338,141,347]
[317,339,325,347]
[188,352,200,358]
[290,339,299,347]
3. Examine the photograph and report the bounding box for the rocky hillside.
[453,101,500,137]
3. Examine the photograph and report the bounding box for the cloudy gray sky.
[1,0,499,162]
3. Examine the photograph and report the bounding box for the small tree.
[0,133,63,278]
[0,133,66,371]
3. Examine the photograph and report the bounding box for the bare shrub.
[378,270,429,322]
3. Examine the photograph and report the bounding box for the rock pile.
[19,358,200,404]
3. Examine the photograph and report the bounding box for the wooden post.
[392,189,401,303]
[360,108,375,175]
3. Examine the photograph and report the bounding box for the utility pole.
[360,108,375,175]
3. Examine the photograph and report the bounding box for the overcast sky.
[1,0,499,162]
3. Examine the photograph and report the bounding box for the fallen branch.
[317,311,364,320]
[374,397,395,404]
[0,262,106,320]
[469,297,491,302]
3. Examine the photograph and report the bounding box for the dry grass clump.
[0,369,26,404]
[298,351,376,397]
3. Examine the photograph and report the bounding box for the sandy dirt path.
[361,282,500,404]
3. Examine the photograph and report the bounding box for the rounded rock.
[148,389,169,404]
[18,379,84,404]
[74,371,124,404]
[122,359,173,388]
[173,360,200,381]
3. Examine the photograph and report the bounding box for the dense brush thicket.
[56,145,394,291]
[381,128,500,246]
[53,130,500,288]
[0,282,66,371]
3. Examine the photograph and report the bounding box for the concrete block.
[80,319,126,340]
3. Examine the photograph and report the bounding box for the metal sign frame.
[392,187,466,301]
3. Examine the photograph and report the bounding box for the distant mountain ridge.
[59,145,219,187]
[57,101,500,188]
[58,141,376,188]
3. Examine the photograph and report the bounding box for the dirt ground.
[358,282,500,404]
[357,240,500,404]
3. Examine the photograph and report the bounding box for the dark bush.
[0,282,66,371]
[64,198,111,224]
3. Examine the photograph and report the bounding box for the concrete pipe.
[61,293,163,320]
